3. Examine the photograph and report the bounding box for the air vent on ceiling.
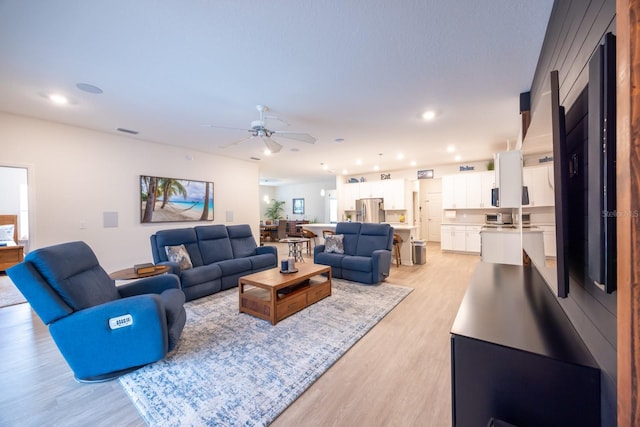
[250,156,261,161]
[117,128,138,135]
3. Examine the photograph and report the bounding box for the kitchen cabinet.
[495,150,523,208]
[442,174,467,209]
[538,224,557,257]
[342,183,360,210]
[382,179,406,210]
[523,165,555,207]
[368,181,385,198]
[441,225,480,253]
[480,227,545,266]
[465,226,482,253]
[443,171,495,209]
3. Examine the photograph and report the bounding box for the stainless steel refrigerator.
[356,198,385,223]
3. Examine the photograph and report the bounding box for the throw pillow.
[165,244,193,270]
[0,224,15,242]
[324,234,344,254]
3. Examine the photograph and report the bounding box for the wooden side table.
[109,265,170,280]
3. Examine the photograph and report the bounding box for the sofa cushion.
[342,255,373,272]
[195,225,234,264]
[180,263,222,288]
[227,224,258,258]
[335,222,362,255]
[314,251,344,268]
[217,258,252,276]
[165,244,193,270]
[324,234,344,253]
[155,228,204,267]
[250,253,277,271]
[25,241,119,311]
[355,223,393,256]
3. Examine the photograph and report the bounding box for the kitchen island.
[480,226,545,267]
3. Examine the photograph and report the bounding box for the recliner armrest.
[117,273,181,298]
[314,245,326,257]
[256,245,277,257]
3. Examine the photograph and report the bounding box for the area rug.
[0,275,26,308]
[119,279,412,426]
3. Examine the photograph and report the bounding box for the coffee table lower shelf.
[239,264,331,325]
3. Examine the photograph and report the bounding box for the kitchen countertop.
[480,225,543,233]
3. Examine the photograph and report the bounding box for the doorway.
[0,165,30,251]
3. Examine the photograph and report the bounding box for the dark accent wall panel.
[527,1,617,425]
[531,0,616,109]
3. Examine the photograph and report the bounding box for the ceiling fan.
[207,105,316,154]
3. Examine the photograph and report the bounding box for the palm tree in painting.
[141,176,158,223]
[200,182,213,220]
[158,178,188,209]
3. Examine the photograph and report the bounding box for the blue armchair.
[7,241,186,382]
[314,222,393,284]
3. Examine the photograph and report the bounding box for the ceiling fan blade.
[220,135,254,149]
[202,124,249,132]
[262,137,282,153]
[271,131,316,144]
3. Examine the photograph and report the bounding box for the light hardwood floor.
[0,242,479,427]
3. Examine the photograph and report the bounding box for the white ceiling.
[0,1,554,185]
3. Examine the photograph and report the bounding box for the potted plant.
[265,199,286,223]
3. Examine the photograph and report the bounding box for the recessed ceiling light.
[264,148,272,155]
[373,165,380,171]
[342,169,348,175]
[49,93,69,105]
[447,145,455,153]
[410,160,417,167]
[356,159,362,166]
[422,110,436,121]
[76,83,103,94]
[397,153,405,160]
[454,155,461,161]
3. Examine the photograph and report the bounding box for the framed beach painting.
[140,175,214,223]
[292,198,304,215]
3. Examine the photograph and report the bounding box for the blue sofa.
[314,222,393,284]
[150,224,277,301]
[7,241,186,382]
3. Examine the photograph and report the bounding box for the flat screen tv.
[587,32,616,293]
[550,33,617,298]
[550,70,569,298]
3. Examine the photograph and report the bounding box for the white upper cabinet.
[443,171,495,209]
[442,174,467,209]
[342,183,360,210]
[382,179,406,210]
[523,164,555,207]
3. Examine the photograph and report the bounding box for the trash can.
[412,240,426,265]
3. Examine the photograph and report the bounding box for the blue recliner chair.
[314,222,393,284]
[7,241,186,382]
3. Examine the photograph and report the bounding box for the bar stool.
[300,228,317,255]
[393,233,402,266]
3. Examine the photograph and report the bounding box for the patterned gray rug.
[119,278,412,426]
[0,275,26,308]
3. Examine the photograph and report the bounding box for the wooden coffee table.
[239,263,331,325]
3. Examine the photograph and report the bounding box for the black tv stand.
[450,263,600,426]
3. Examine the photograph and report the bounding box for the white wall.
[0,112,260,271]
[272,179,335,223]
